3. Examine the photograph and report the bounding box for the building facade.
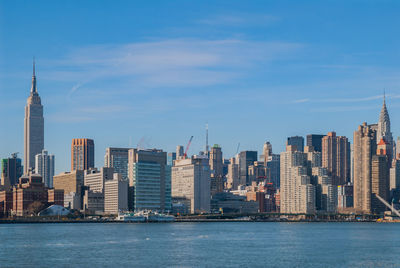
[306,134,324,152]
[1,153,23,187]
[84,167,114,193]
[287,136,304,152]
[238,151,258,186]
[227,157,239,190]
[353,122,377,213]
[321,132,350,186]
[10,173,63,216]
[71,138,94,171]
[171,156,211,214]
[266,154,280,188]
[128,149,171,212]
[280,146,315,214]
[209,145,224,195]
[104,147,130,180]
[35,149,55,188]
[104,173,128,214]
[53,170,84,210]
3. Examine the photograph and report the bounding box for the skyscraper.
[35,149,55,188]
[227,157,239,190]
[353,122,377,213]
[128,149,171,211]
[306,134,324,152]
[171,156,211,213]
[238,151,258,185]
[209,144,223,195]
[176,145,184,160]
[321,132,350,185]
[371,139,390,214]
[24,60,44,174]
[280,145,315,214]
[377,94,393,162]
[71,139,95,171]
[1,153,23,187]
[287,136,304,152]
[262,141,273,164]
[104,147,130,180]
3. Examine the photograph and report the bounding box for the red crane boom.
[184,136,194,159]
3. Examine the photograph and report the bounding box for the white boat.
[141,210,175,222]
[116,212,146,222]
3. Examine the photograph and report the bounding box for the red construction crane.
[184,136,194,159]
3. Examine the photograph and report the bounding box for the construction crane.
[236,142,240,154]
[184,136,194,159]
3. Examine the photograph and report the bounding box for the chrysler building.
[377,93,393,161]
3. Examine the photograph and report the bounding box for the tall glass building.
[128,149,171,212]
[104,148,130,181]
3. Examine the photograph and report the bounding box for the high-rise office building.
[238,151,258,185]
[71,139,95,171]
[209,145,223,195]
[171,156,211,214]
[390,160,400,193]
[266,154,280,188]
[396,137,400,159]
[262,142,273,164]
[1,153,23,186]
[377,95,393,162]
[353,122,377,213]
[24,61,44,174]
[321,132,350,185]
[104,147,130,180]
[370,139,390,214]
[176,146,184,159]
[306,134,324,152]
[287,136,304,152]
[34,149,55,188]
[104,173,128,214]
[128,149,171,212]
[227,157,239,190]
[280,146,315,214]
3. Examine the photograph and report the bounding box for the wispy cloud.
[43,39,302,90]
[310,105,378,113]
[292,98,310,103]
[291,94,400,105]
[197,14,279,26]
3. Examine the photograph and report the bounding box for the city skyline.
[1,1,400,173]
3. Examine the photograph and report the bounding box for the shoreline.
[0,218,390,224]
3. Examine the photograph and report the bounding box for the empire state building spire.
[31,58,37,94]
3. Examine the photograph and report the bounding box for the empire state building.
[24,60,44,174]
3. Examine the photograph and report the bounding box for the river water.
[0,222,399,267]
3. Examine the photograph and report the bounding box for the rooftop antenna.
[205,123,209,153]
[383,88,386,104]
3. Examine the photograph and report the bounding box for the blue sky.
[1,1,400,173]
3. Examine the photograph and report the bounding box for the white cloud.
[197,14,279,26]
[43,39,302,89]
